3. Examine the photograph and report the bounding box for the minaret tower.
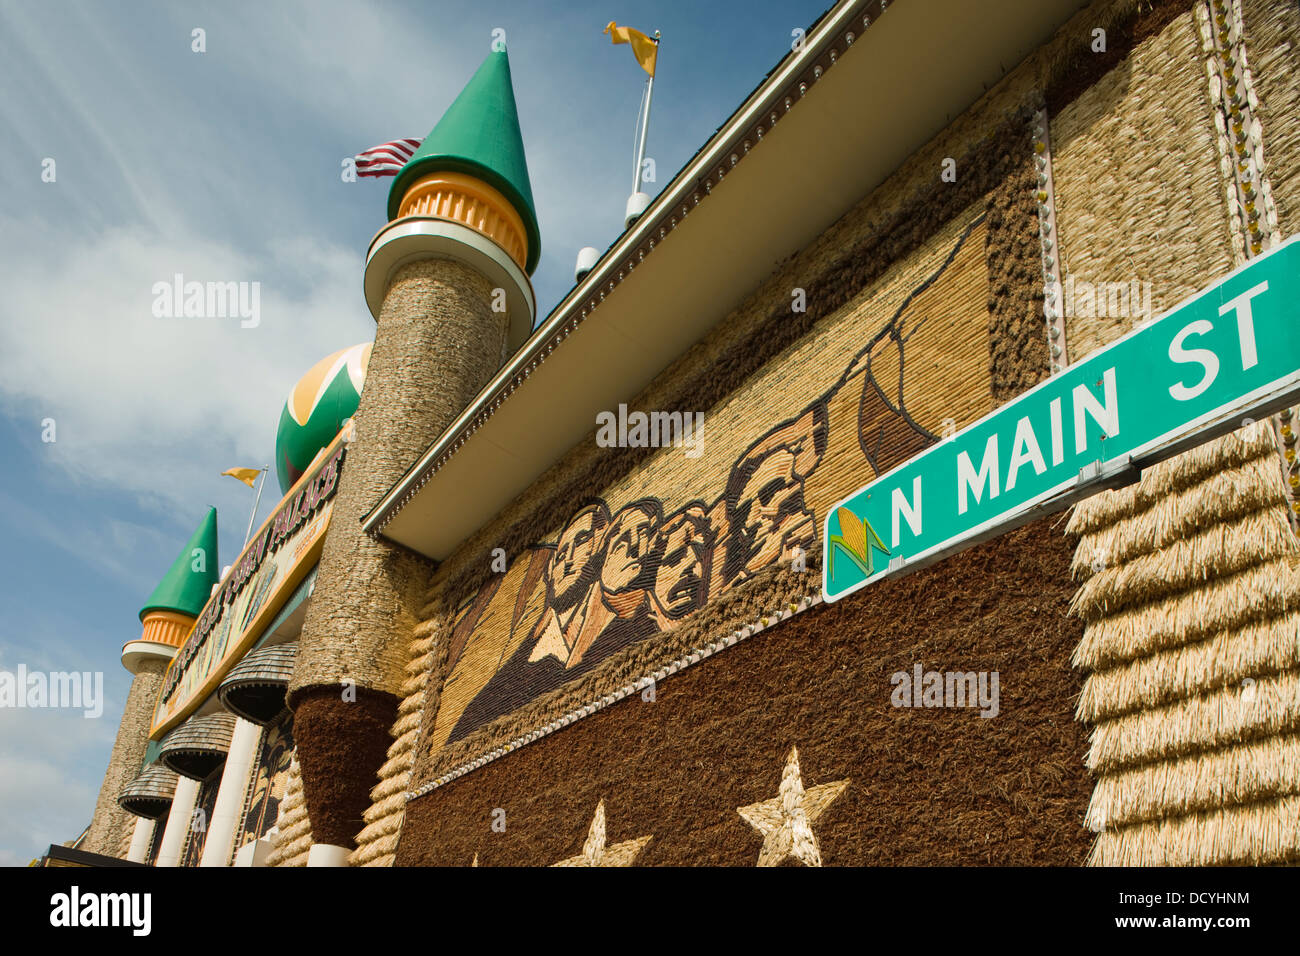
[83,507,219,857]
[287,47,539,865]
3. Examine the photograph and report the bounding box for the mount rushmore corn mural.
[435,213,989,750]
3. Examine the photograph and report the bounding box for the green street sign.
[823,235,1300,603]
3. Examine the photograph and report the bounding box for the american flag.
[354,138,422,177]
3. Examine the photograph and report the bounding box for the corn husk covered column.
[83,509,218,857]
[287,48,539,861]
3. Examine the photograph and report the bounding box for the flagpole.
[632,32,660,195]
[243,467,268,547]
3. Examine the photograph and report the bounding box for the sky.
[0,0,833,865]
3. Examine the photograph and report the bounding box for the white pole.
[155,775,200,868]
[242,466,268,547]
[632,33,659,195]
[200,717,262,867]
[126,817,156,863]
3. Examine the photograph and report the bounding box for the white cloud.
[0,706,117,865]
[0,483,172,595]
[0,216,371,519]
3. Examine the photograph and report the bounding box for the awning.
[159,713,236,780]
[217,642,297,725]
[117,763,178,820]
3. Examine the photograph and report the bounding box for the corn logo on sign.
[828,508,889,579]
[824,236,1300,603]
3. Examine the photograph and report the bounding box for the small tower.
[287,47,539,865]
[83,508,219,857]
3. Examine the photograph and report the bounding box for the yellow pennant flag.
[222,467,262,488]
[605,21,657,76]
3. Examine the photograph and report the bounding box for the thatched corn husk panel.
[349,632,435,868]
[1051,5,1234,364]
[378,731,416,774]
[264,754,313,868]
[1071,454,1287,581]
[1067,422,1279,536]
[399,672,427,699]
[365,777,406,811]
[1088,792,1300,866]
[354,809,402,844]
[1084,734,1300,831]
[1072,557,1300,670]
[391,710,421,739]
[274,812,312,845]
[363,792,406,822]
[400,655,431,676]
[1077,611,1300,721]
[349,824,402,868]
[1069,507,1295,620]
[276,795,305,829]
[349,788,407,868]
[410,621,438,644]
[270,788,306,830]
[1086,669,1300,773]
[353,739,416,866]
[372,749,414,799]
[271,834,313,868]
[353,833,399,868]
[397,691,424,719]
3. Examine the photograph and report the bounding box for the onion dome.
[217,642,297,725]
[387,49,540,274]
[159,713,237,780]
[118,763,178,820]
[274,343,371,495]
[139,507,219,622]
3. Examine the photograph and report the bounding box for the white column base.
[306,843,351,867]
[125,817,156,863]
[155,775,200,868]
[233,837,276,867]
[200,717,262,867]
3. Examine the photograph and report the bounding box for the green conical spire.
[388,48,541,274]
[139,507,219,621]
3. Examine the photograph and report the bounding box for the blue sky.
[0,0,832,864]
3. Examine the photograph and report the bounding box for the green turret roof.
[387,48,541,274]
[139,507,219,621]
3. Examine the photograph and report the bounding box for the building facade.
[73,0,1300,867]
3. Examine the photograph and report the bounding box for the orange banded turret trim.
[136,609,196,651]
[396,171,529,271]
